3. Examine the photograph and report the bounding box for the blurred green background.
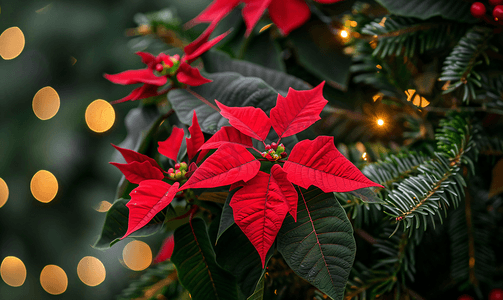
[0,0,211,299]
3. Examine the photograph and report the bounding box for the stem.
[185,87,220,112]
[251,147,263,155]
[162,109,175,119]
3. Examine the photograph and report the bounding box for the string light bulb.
[377,119,384,126]
[340,30,349,38]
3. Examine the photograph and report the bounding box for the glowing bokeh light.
[30,170,58,203]
[340,30,349,38]
[0,27,25,60]
[377,119,385,126]
[123,240,152,271]
[77,256,106,287]
[405,89,430,108]
[32,86,60,120]
[0,256,27,287]
[0,178,8,208]
[362,152,367,161]
[94,201,112,212]
[85,100,115,133]
[40,265,68,295]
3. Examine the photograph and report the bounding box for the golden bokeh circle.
[33,86,60,120]
[30,170,58,203]
[40,265,68,295]
[123,240,152,271]
[77,256,106,287]
[0,27,25,60]
[377,119,384,126]
[94,201,112,212]
[0,256,27,287]
[0,178,8,208]
[85,100,115,133]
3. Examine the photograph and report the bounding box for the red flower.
[105,22,229,104]
[110,112,207,239]
[189,0,343,36]
[179,82,383,266]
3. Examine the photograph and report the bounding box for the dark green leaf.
[243,33,285,72]
[289,22,351,91]
[172,219,238,300]
[217,188,238,244]
[114,105,163,199]
[246,275,264,300]
[201,50,310,93]
[215,224,273,297]
[169,72,278,134]
[375,0,475,22]
[93,199,165,249]
[348,187,384,203]
[277,187,356,300]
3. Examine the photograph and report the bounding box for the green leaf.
[215,224,273,297]
[246,275,264,300]
[289,22,351,91]
[114,105,163,199]
[277,187,356,300]
[168,72,278,134]
[93,199,165,249]
[375,0,475,22]
[201,50,310,93]
[217,188,237,244]
[243,33,285,72]
[172,218,238,300]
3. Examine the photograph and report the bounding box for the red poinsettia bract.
[189,0,344,36]
[105,22,229,103]
[110,112,207,239]
[179,82,383,266]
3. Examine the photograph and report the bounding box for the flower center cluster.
[167,162,188,181]
[155,56,180,77]
[261,142,287,161]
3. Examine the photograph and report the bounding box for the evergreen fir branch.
[361,16,467,58]
[337,193,383,228]
[384,113,477,233]
[439,26,495,102]
[478,73,503,107]
[449,187,497,286]
[477,133,503,156]
[351,42,400,95]
[361,152,429,188]
[345,228,423,299]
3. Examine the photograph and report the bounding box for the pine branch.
[478,73,503,108]
[439,26,495,102]
[345,228,423,299]
[449,186,497,286]
[362,152,429,189]
[384,113,477,233]
[361,16,467,58]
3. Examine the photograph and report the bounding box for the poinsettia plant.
[94,2,387,300]
[188,0,345,36]
[104,21,229,103]
[99,79,382,299]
